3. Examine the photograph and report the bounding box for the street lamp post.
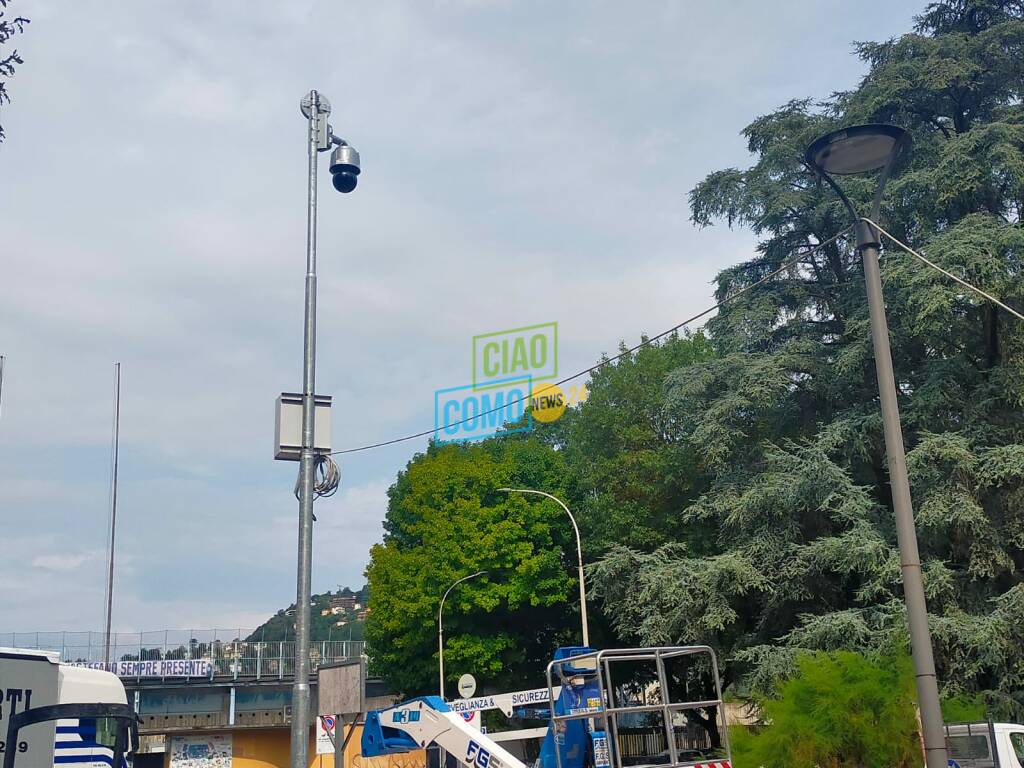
[290,89,361,768]
[438,571,487,699]
[498,488,589,647]
[805,124,947,768]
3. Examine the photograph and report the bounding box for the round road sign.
[458,673,477,698]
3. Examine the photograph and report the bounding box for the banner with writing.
[69,659,212,678]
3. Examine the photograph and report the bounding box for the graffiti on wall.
[169,734,232,768]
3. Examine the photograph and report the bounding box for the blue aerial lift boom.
[361,645,731,768]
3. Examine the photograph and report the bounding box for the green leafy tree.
[590,0,1024,716]
[730,650,922,768]
[941,692,988,722]
[365,438,576,694]
[550,332,717,554]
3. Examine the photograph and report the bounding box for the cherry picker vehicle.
[361,646,731,768]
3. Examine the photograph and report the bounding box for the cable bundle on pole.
[293,454,340,500]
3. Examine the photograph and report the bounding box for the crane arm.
[361,697,531,768]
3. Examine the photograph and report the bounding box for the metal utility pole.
[290,90,324,768]
[103,362,121,666]
[806,124,947,768]
[498,488,589,646]
[858,219,948,767]
[289,90,361,768]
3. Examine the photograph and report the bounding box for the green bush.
[941,693,987,724]
[730,650,922,768]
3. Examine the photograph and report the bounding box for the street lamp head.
[805,124,910,176]
[329,143,361,193]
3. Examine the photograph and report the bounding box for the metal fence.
[0,630,365,681]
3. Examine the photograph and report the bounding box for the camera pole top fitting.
[300,91,331,118]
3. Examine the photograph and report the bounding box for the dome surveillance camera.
[329,144,360,193]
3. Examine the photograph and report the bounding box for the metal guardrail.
[0,630,365,681]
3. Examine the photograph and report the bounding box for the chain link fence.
[0,630,365,681]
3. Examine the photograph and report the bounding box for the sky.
[0,0,924,634]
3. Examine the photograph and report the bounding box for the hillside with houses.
[247,585,369,642]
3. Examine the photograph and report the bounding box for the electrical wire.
[329,228,852,456]
[866,217,1024,322]
[314,454,341,498]
[294,454,342,500]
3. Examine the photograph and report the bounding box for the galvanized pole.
[857,219,948,768]
[290,88,324,768]
[103,362,121,667]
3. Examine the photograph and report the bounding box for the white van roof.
[0,647,61,663]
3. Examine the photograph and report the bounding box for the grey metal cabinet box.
[275,393,332,460]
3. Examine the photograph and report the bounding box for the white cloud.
[31,553,97,573]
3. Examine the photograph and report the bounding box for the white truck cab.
[947,722,1024,768]
[0,648,137,768]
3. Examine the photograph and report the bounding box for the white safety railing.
[0,630,365,681]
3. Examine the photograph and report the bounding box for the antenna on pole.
[0,355,5,421]
[103,363,121,667]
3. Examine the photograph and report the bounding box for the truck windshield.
[67,717,120,750]
[3,706,137,768]
[52,716,128,768]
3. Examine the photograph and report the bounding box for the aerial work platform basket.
[544,646,731,768]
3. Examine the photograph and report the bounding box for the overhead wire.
[329,227,852,456]
[865,217,1024,322]
[329,219,1024,460]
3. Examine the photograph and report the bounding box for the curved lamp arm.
[498,487,590,647]
[438,570,486,699]
[439,571,487,629]
[805,130,910,231]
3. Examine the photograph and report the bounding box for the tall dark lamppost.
[805,124,947,768]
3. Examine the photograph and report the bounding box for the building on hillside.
[330,595,357,612]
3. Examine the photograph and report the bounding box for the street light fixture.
[438,570,487,700]
[497,488,589,647]
[289,89,361,768]
[805,124,948,768]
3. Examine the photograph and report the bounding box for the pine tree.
[591,0,1024,716]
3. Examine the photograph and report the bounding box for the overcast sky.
[0,0,923,634]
